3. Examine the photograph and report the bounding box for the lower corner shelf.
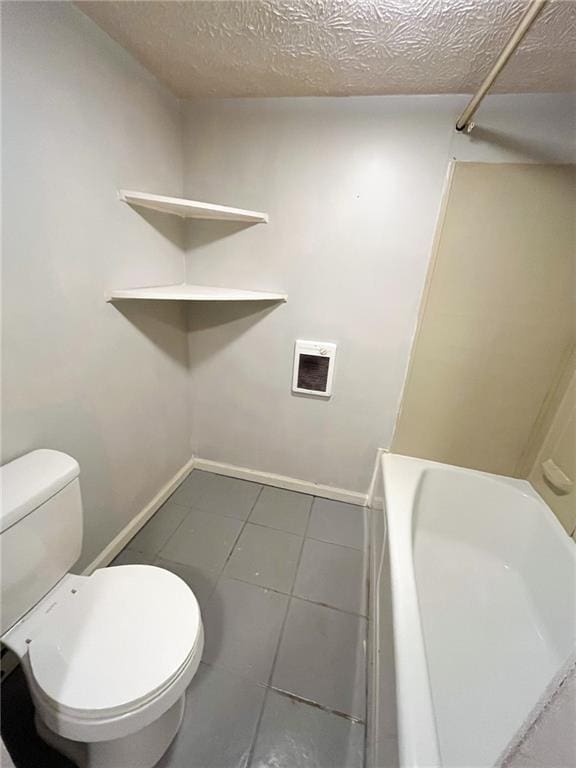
[106,284,287,303]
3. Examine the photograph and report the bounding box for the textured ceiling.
[76,0,576,98]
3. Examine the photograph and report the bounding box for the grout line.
[212,484,265,590]
[235,516,364,552]
[244,678,271,768]
[201,658,366,733]
[290,593,368,620]
[157,499,193,511]
[268,685,366,725]
[288,500,313,599]
[267,503,311,682]
[243,502,312,768]
[158,485,266,577]
[128,491,218,559]
[193,659,368,726]
[302,532,364,552]
[174,503,253,526]
[187,485,268,697]
[218,574,368,619]
[263,502,313,681]
[239,518,308,538]
[289,503,367,615]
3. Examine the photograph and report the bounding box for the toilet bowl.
[1,450,204,768]
[6,566,204,768]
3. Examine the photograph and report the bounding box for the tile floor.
[1,471,368,768]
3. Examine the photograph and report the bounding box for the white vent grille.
[292,341,337,397]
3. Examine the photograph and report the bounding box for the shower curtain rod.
[455,0,547,133]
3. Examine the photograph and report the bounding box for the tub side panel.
[368,501,399,768]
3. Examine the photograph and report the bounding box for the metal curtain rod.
[455,0,548,133]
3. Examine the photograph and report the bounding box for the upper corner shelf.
[118,190,268,223]
[106,284,287,303]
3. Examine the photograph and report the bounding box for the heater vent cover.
[292,340,337,397]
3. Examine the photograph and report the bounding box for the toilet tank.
[1,450,83,635]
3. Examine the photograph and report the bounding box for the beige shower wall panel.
[393,162,575,477]
[529,367,576,536]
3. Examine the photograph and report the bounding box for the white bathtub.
[369,454,576,768]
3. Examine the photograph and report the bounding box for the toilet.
[0,449,204,768]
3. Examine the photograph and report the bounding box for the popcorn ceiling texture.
[77,0,575,98]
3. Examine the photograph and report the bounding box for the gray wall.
[182,94,576,494]
[2,2,190,570]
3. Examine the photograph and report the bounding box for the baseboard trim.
[193,457,367,506]
[82,456,196,575]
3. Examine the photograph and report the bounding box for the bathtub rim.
[378,452,575,768]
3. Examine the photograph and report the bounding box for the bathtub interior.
[413,467,576,767]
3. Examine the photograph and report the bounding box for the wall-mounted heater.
[292,340,337,398]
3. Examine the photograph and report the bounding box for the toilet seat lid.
[28,565,201,717]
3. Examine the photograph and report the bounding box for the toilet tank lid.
[1,450,80,533]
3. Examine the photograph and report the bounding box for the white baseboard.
[82,456,196,575]
[193,457,367,507]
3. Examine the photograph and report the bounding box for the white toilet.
[0,449,204,768]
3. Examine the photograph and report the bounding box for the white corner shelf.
[106,284,287,303]
[119,190,268,223]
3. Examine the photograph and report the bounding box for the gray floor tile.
[224,524,302,593]
[203,578,289,683]
[170,470,215,507]
[196,475,263,520]
[272,599,367,721]
[160,508,243,571]
[154,557,219,611]
[250,690,365,768]
[157,663,265,768]
[109,548,154,566]
[293,538,367,615]
[249,487,312,535]
[307,498,365,550]
[128,499,190,556]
